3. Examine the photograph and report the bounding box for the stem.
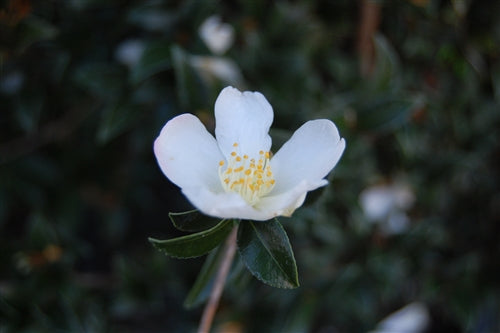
[197,226,238,333]
[357,0,381,77]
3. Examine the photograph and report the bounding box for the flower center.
[219,142,275,205]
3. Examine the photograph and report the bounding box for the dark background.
[1,0,499,332]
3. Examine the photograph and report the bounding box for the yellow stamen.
[218,142,275,205]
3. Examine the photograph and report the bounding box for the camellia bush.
[1,0,499,332]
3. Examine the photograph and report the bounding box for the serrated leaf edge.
[238,220,299,289]
[148,219,231,259]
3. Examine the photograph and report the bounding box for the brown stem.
[197,225,238,333]
[358,0,382,77]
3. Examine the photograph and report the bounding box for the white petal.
[182,187,279,221]
[115,39,145,68]
[198,15,234,55]
[359,187,395,221]
[154,113,224,192]
[215,86,273,160]
[256,179,327,218]
[270,119,345,194]
[189,56,244,87]
[375,302,429,333]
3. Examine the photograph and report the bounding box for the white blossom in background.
[191,16,245,88]
[189,55,244,87]
[370,302,430,333]
[115,39,145,68]
[154,86,345,221]
[359,182,415,235]
[198,15,235,55]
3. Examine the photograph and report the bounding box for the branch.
[197,226,238,333]
[358,0,382,77]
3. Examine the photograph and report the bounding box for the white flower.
[154,86,345,221]
[115,39,145,68]
[359,182,415,235]
[371,302,430,333]
[189,55,244,87]
[198,15,235,55]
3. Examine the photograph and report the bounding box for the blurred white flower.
[115,39,145,68]
[189,55,244,87]
[359,182,415,235]
[198,15,234,55]
[371,302,430,333]
[154,86,345,221]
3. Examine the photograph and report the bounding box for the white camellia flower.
[115,39,145,68]
[371,302,430,333]
[198,15,235,55]
[154,86,345,221]
[189,55,244,87]
[359,182,415,235]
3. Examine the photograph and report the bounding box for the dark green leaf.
[372,33,401,91]
[183,245,224,309]
[149,219,233,258]
[96,101,142,144]
[237,219,299,289]
[169,210,222,232]
[280,294,319,333]
[492,63,500,103]
[171,45,207,110]
[357,96,420,133]
[18,17,58,51]
[15,90,44,133]
[73,63,126,99]
[130,41,172,84]
[126,4,175,32]
[184,229,248,308]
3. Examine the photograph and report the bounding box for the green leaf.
[169,210,222,232]
[15,90,44,134]
[183,245,224,309]
[357,95,420,133]
[492,63,500,103]
[371,33,401,91]
[126,4,175,32]
[171,45,207,110]
[237,219,299,289]
[96,101,142,144]
[73,63,126,99]
[18,17,58,51]
[149,219,233,259]
[280,294,319,333]
[130,41,172,84]
[184,227,248,308]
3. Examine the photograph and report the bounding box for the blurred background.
[1,0,499,332]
